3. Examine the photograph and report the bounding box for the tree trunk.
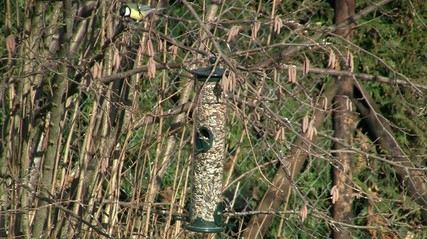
[331,1,355,238]
[32,0,72,237]
[334,0,355,38]
[332,78,354,239]
[243,79,341,238]
[352,81,427,223]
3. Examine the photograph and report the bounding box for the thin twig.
[22,185,116,239]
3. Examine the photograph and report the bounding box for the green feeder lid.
[185,218,224,233]
[191,56,225,82]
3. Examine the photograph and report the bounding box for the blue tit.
[120,3,163,21]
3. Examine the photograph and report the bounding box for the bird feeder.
[185,57,226,233]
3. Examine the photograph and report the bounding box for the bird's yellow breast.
[129,10,145,20]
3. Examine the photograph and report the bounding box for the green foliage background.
[0,0,426,238]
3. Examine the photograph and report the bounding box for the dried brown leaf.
[347,50,354,72]
[169,45,178,61]
[221,71,236,94]
[273,69,277,82]
[251,21,260,41]
[274,129,280,141]
[113,50,121,70]
[346,97,352,111]
[292,66,297,83]
[221,74,230,93]
[306,117,316,141]
[303,56,310,75]
[300,204,308,222]
[6,34,16,53]
[158,41,163,52]
[302,113,309,133]
[323,96,328,111]
[330,185,339,204]
[147,39,154,57]
[327,48,336,69]
[275,127,285,143]
[307,126,313,141]
[288,65,297,83]
[227,25,241,42]
[147,57,156,79]
[93,62,102,79]
[274,16,283,34]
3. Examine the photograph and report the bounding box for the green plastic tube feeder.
[185,57,226,233]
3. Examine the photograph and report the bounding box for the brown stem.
[352,80,427,223]
[243,78,341,238]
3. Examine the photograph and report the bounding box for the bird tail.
[146,8,165,17]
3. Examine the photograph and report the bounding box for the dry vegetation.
[1,0,426,238]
